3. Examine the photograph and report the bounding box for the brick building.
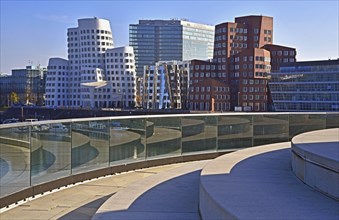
[189,15,296,112]
[189,78,230,111]
[262,44,296,71]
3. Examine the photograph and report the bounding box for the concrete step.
[199,142,339,220]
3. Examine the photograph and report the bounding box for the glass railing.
[0,112,338,200]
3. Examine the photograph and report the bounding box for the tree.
[10,91,19,105]
[136,95,142,107]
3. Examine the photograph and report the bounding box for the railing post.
[70,121,73,175]
[145,117,148,161]
[29,124,32,187]
[216,115,219,152]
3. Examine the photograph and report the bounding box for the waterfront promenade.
[1,161,206,219]
[2,139,338,219]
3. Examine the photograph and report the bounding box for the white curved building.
[81,46,136,109]
[105,46,136,108]
[45,58,69,107]
[46,17,136,109]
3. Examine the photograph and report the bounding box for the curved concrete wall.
[291,128,339,201]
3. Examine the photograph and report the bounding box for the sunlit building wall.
[269,59,339,111]
[129,19,214,77]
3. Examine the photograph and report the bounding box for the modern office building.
[79,46,136,109]
[142,61,190,109]
[213,15,274,112]
[189,15,296,112]
[45,58,69,107]
[0,65,47,107]
[269,59,339,111]
[68,17,114,107]
[45,18,136,109]
[129,19,215,76]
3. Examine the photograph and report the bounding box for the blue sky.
[0,0,338,74]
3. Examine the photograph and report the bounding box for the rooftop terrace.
[0,112,338,219]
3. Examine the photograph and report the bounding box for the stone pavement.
[93,160,208,220]
[0,161,206,220]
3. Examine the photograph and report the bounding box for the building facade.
[0,65,47,107]
[189,78,230,111]
[45,18,136,109]
[262,44,296,72]
[45,58,69,107]
[213,15,274,111]
[189,15,296,112]
[142,61,190,109]
[129,19,215,76]
[269,59,339,111]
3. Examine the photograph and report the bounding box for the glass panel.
[71,120,109,174]
[326,113,339,129]
[217,115,253,151]
[253,115,289,146]
[146,117,181,158]
[0,125,30,197]
[109,118,145,165]
[182,116,217,154]
[289,114,326,139]
[31,122,71,185]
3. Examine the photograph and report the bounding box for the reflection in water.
[72,142,99,168]
[0,158,9,178]
[31,149,56,176]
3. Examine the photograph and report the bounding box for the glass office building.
[0,65,47,107]
[129,19,214,76]
[269,59,339,111]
